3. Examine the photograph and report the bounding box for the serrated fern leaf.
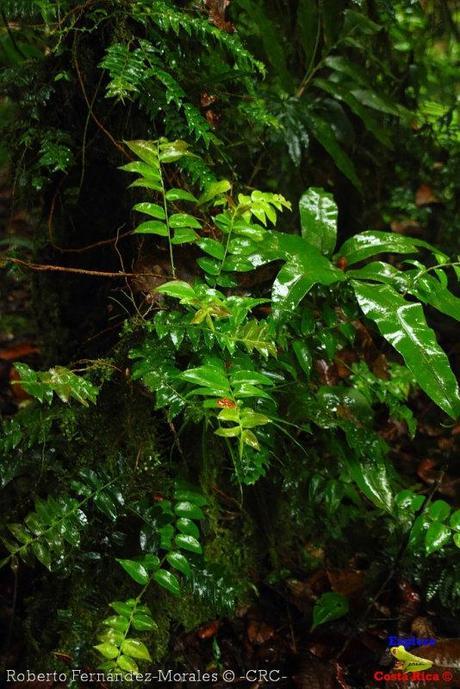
[234,320,277,358]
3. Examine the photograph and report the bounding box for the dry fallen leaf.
[415,183,440,206]
[247,620,275,645]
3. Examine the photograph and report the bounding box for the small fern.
[95,485,206,673]
[1,469,122,571]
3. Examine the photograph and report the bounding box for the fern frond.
[233,320,278,358]
[100,43,147,101]
[132,0,265,75]
[1,470,122,571]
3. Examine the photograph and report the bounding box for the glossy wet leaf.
[345,454,393,512]
[132,611,157,632]
[425,522,451,555]
[156,281,196,300]
[134,202,165,219]
[198,180,231,205]
[293,340,313,377]
[116,558,149,585]
[117,655,139,673]
[339,231,443,266]
[165,188,198,202]
[166,551,192,578]
[450,511,460,531]
[121,639,151,661]
[174,485,208,506]
[171,227,199,244]
[94,642,119,660]
[299,187,338,256]
[429,500,451,522]
[153,568,181,596]
[174,501,205,520]
[134,220,168,236]
[169,213,201,229]
[176,518,200,539]
[110,600,136,617]
[353,282,460,418]
[125,140,160,167]
[180,365,230,393]
[271,246,343,322]
[175,533,203,554]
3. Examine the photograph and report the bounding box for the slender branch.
[157,142,176,278]
[3,256,164,280]
[72,37,130,160]
[296,3,322,98]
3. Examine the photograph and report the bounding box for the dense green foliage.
[0,0,459,680]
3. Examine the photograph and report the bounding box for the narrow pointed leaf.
[338,231,445,266]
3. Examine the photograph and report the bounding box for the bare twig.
[72,36,130,160]
[3,256,164,280]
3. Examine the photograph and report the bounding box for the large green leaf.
[270,238,344,322]
[166,551,192,578]
[174,501,205,520]
[339,231,446,265]
[425,522,451,555]
[125,140,160,168]
[179,364,230,394]
[345,454,393,512]
[156,280,197,300]
[353,282,460,418]
[224,230,343,322]
[409,272,460,322]
[348,263,460,322]
[175,533,203,554]
[299,187,338,255]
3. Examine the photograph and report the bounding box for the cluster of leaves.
[13,362,99,406]
[95,485,205,672]
[396,492,460,557]
[1,469,122,571]
[126,139,460,491]
[0,0,459,675]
